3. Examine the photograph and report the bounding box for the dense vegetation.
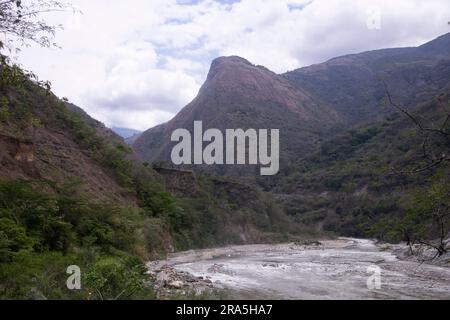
[276,90,450,252]
[0,179,154,299]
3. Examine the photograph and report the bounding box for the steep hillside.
[133,56,341,175]
[275,88,450,240]
[0,90,146,204]
[284,33,450,125]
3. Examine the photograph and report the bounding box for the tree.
[408,181,450,258]
[0,0,73,54]
[0,218,34,262]
[0,1,74,90]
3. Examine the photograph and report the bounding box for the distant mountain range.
[112,127,142,139]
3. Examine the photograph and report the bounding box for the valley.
[1,28,449,300]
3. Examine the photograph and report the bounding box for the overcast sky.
[15,0,450,131]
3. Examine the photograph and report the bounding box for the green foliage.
[276,89,450,241]
[0,218,34,262]
[85,257,148,300]
[0,251,85,300]
[365,178,450,246]
[0,0,70,54]
[0,174,281,299]
[400,179,449,243]
[0,179,163,299]
[1,56,52,93]
[0,180,73,253]
[0,97,9,122]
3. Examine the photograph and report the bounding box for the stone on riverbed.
[168,281,184,289]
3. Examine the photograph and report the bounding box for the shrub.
[85,257,148,300]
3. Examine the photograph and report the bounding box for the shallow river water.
[166,238,450,299]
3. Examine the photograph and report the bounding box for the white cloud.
[15,0,450,130]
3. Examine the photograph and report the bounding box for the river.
[150,238,450,300]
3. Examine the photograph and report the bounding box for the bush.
[0,218,34,262]
[85,257,149,300]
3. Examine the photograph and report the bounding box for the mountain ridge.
[284,32,450,125]
[133,33,450,177]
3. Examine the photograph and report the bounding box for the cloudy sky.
[15,0,450,131]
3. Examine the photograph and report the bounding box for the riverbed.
[147,238,450,300]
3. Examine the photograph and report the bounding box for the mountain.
[284,33,450,125]
[133,56,341,175]
[112,127,142,139]
[133,34,450,177]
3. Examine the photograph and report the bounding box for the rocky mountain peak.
[206,56,262,82]
[199,55,332,120]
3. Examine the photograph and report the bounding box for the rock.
[168,280,184,289]
[156,272,171,283]
[26,288,47,300]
